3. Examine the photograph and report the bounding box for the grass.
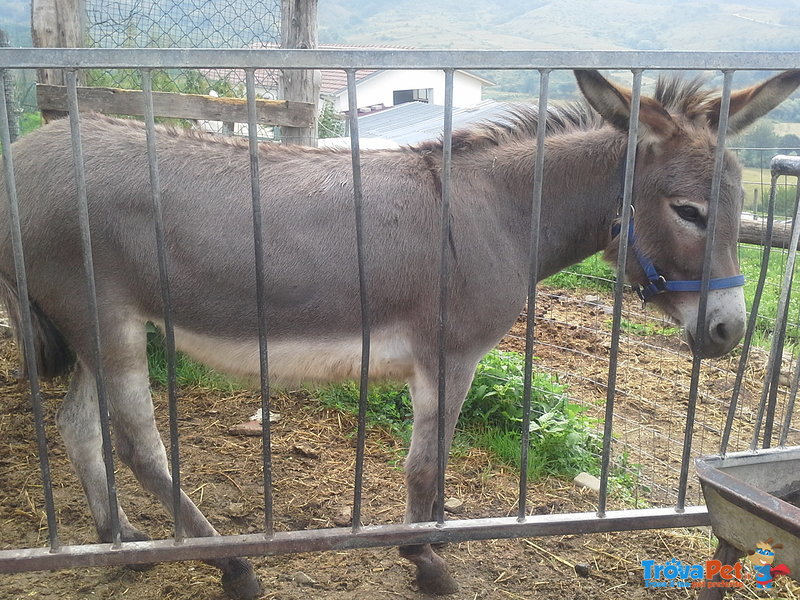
[738,243,800,348]
[617,318,680,337]
[19,111,42,136]
[543,253,615,292]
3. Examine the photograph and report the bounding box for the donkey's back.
[2,115,505,384]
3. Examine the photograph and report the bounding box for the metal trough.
[695,153,800,597]
[697,446,800,576]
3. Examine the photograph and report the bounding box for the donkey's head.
[575,69,800,358]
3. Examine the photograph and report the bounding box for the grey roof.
[356,100,514,146]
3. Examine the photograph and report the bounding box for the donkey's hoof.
[416,568,459,595]
[221,559,262,600]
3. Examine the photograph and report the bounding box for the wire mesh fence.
[4,1,284,135]
[86,0,281,95]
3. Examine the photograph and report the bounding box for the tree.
[318,100,344,139]
[732,121,779,168]
[779,134,800,155]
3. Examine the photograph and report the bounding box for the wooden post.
[279,0,319,146]
[0,29,20,143]
[697,537,742,600]
[31,0,86,122]
[739,217,800,250]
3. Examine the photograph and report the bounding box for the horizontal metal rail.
[0,507,710,573]
[2,48,800,70]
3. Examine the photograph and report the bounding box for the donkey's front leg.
[400,364,477,595]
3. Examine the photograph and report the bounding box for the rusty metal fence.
[0,47,799,574]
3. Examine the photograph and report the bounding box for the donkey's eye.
[673,204,702,223]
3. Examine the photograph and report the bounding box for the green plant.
[461,350,601,479]
[607,451,650,508]
[318,99,345,139]
[311,380,413,441]
[19,111,42,136]
[461,348,563,427]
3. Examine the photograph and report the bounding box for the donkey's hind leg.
[99,323,262,600]
[399,360,479,595]
[57,363,149,544]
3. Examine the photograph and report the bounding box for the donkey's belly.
[173,325,415,385]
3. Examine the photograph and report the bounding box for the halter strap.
[610,146,745,302]
[615,219,745,302]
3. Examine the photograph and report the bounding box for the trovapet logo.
[642,539,791,591]
[642,558,744,589]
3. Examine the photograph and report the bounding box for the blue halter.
[613,218,745,302]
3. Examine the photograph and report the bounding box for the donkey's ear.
[705,70,800,135]
[574,69,678,145]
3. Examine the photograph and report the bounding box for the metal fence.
[0,47,799,585]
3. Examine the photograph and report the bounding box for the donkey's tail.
[0,275,75,379]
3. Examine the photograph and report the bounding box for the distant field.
[741,166,770,211]
[739,166,797,216]
[774,122,800,137]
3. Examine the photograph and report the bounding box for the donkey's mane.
[413,74,717,154]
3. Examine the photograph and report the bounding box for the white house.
[321,68,493,113]
[197,45,493,138]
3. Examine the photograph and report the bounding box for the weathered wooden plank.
[739,218,798,250]
[37,84,315,127]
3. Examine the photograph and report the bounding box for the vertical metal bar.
[141,69,182,541]
[779,347,800,446]
[752,183,800,449]
[436,69,455,526]
[65,69,122,546]
[720,173,779,455]
[0,72,59,551]
[518,69,549,522]
[676,70,734,511]
[345,69,371,532]
[598,70,643,518]
[245,68,274,536]
[762,184,800,447]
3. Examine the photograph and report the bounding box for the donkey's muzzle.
[682,289,747,358]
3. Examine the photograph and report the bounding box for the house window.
[393,88,432,105]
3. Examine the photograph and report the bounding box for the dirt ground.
[1,287,798,600]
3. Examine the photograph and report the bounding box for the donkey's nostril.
[714,322,728,342]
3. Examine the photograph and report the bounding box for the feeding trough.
[697,448,800,593]
[696,153,800,598]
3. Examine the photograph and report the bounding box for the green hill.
[319,0,800,52]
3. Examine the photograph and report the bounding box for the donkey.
[1,69,798,598]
